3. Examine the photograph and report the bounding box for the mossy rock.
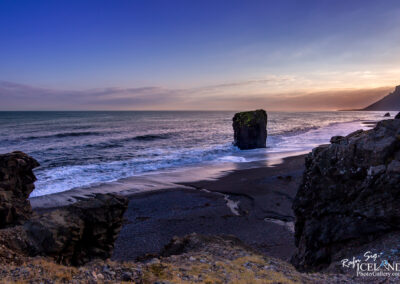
[233,109,267,127]
[232,109,267,150]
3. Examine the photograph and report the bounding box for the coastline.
[30,152,306,261]
[3,115,397,282]
[22,111,385,199]
[112,154,306,262]
[27,116,382,263]
[29,150,308,209]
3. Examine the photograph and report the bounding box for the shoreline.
[27,118,381,262]
[111,154,306,262]
[29,150,309,209]
[26,113,383,200]
[3,115,396,282]
[30,152,307,262]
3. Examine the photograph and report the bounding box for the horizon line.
[0,109,378,112]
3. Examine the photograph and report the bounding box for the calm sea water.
[0,111,392,197]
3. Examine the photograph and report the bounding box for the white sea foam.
[267,120,373,154]
[31,119,373,197]
[0,111,387,197]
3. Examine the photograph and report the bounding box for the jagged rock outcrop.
[0,151,39,228]
[0,194,128,266]
[396,112,400,119]
[292,119,400,272]
[329,136,344,144]
[232,109,267,150]
[384,112,391,117]
[0,151,128,266]
[25,194,128,265]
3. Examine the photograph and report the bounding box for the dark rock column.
[0,151,39,228]
[232,109,267,150]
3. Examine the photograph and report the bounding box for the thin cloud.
[0,80,394,111]
[192,75,295,91]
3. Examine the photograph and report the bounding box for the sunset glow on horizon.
[1,0,400,111]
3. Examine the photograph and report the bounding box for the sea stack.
[232,109,267,150]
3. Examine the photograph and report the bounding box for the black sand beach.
[111,154,306,262]
[30,154,306,262]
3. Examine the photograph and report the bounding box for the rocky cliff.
[363,85,400,111]
[0,151,360,283]
[292,118,400,271]
[0,151,39,228]
[232,109,268,150]
[0,151,129,267]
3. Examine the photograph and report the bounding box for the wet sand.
[112,154,306,262]
[31,153,306,262]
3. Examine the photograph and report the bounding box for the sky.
[1,0,400,111]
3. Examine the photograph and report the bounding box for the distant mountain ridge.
[362,85,400,110]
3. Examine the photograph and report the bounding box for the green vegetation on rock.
[233,109,267,127]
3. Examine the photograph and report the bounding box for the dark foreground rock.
[0,151,39,228]
[0,194,128,266]
[396,112,400,119]
[232,109,267,150]
[0,151,129,266]
[25,194,128,265]
[0,233,356,283]
[292,118,400,272]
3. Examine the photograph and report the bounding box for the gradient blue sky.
[1,0,400,110]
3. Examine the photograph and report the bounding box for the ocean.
[0,111,392,197]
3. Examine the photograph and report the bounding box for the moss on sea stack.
[232,109,267,150]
